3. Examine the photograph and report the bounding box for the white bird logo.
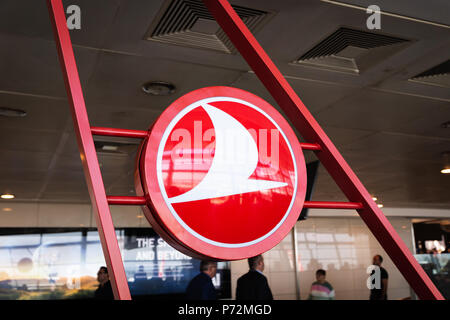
[169,103,287,204]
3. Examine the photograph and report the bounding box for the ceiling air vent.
[145,0,272,53]
[293,27,411,74]
[409,60,450,88]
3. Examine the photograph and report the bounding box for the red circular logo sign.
[135,87,307,260]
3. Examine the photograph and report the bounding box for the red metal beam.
[107,197,363,210]
[46,0,131,300]
[203,0,444,300]
[304,201,363,210]
[299,142,321,151]
[107,196,147,206]
[91,126,320,151]
[91,127,148,139]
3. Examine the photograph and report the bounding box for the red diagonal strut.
[202,0,444,300]
[46,0,131,300]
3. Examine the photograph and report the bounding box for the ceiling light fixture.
[2,208,12,212]
[377,204,384,208]
[0,107,27,117]
[102,145,119,151]
[372,197,378,201]
[142,81,176,96]
[441,168,450,174]
[1,194,15,199]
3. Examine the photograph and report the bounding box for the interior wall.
[230,216,415,300]
[296,217,414,300]
[231,231,298,300]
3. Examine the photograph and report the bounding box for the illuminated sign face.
[135,87,307,260]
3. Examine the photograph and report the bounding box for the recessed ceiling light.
[372,197,378,201]
[142,81,176,96]
[137,215,144,219]
[102,145,119,151]
[1,194,15,199]
[377,204,384,208]
[441,168,450,174]
[0,107,27,117]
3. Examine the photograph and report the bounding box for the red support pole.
[203,0,444,299]
[91,127,148,139]
[299,142,321,151]
[46,0,131,300]
[303,201,363,210]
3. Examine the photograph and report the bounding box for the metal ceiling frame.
[46,0,444,300]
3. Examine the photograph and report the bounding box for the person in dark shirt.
[134,265,147,282]
[236,255,273,300]
[94,266,114,300]
[186,261,218,300]
[369,254,389,300]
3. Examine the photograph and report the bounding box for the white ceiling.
[0,0,449,208]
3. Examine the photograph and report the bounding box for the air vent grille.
[410,60,450,87]
[146,0,272,53]
[293,27,411,74]
[299,27,409,61]
[413,60,450,78]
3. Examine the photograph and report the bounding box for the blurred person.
[185,261,217,300]
[94,266,114,300]
[308,269,335,300]
[134,265,147,281]
[236,255,273,300]
[369,254,388,300]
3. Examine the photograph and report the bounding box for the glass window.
[0,228,231,300]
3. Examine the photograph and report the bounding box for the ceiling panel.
[0,168,48,183]
[315,88,450,132]
[394,104,450,139]
[83,52,242,109]
[0,34,98,98]
[0,93,69,132]
[232,72,359,115]
[339,132,449,161]
[0,127,63,153]
[334,0,450,26]
[0,0,448,208]
[86,103,162,131]
[0,0,122,48]
[0,150,53,171]
[0,180,43,199]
